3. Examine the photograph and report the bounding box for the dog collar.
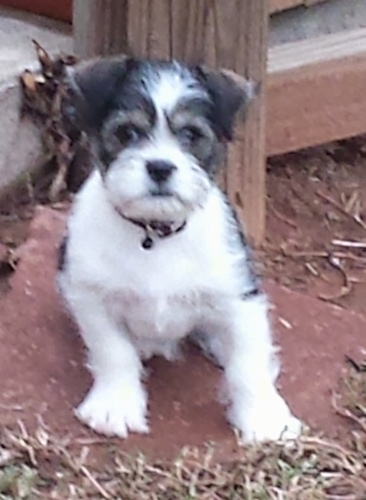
[121,216,187,250]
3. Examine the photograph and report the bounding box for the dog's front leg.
[66,288,148,438]
[217,294,301,442]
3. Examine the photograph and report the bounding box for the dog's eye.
[114,124,144,145]
[177,126,203,145]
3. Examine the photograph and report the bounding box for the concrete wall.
[0,7,71,193]
[270,0,366,45]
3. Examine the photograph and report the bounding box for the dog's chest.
[104,238,235,339]
[108,288,201,339]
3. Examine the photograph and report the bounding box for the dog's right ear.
[193,66,259,142]
[63,56,136,134]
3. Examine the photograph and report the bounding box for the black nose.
[146,160,176,183]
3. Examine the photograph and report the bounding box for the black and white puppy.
[58,56,301,442]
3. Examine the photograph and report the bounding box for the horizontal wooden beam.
[269,0,326,14]
[266,28,366,155]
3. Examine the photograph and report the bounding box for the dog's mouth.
[149,186,175,197]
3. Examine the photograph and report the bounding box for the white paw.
[229,392,302,443]
[75,381,149,438]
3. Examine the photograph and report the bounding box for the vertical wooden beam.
[127,0,172,58]
[73,0,268,245]
[73,0,128,59]
[228,2,268,247]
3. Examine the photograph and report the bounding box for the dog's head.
[65,57,256,222]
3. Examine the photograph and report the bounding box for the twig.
[316,190,345,212]
[335,253,366,263]
[80,464,112,499]
[332,239,366,249]
[301,435,354,457]
[304,262,319,276]
[318,254,352,302]
[0,403,24,411]
[318,288,351,303]
[282,249,328,258]
[345,355,364,373]
[282,248,366,263]
[269,205,297,228]
[316,190,366,231]
[278,317,292,329]
[74,437,109,446]
[332,392,366,432]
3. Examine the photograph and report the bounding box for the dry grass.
[0,362,365,499]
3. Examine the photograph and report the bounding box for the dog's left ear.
[194,66,259,141]
[62,56,137,134]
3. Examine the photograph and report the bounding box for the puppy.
[58,56,301,442]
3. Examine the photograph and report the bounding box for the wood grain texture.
[128,0,172,58]
[224,1,268,247]
[267,28,366,155]
[73,0,128,58]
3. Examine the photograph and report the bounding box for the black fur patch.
[193,67,249,141]
[240,287,261,300]
[225,198,261,297]
[168,98,224,177]
[65,57,142,134]
[58,235,68,271]
[99,99,157,170]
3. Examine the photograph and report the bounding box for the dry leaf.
[19,41,91,201]
[32,39,53,75]
[19,70,37,93]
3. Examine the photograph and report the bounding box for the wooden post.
[73,0,128,59]
[73,0,268,245]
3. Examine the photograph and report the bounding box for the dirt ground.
[0,137,366,497]
[264,136,366,315]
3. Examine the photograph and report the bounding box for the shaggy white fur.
[58,59,301,442]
